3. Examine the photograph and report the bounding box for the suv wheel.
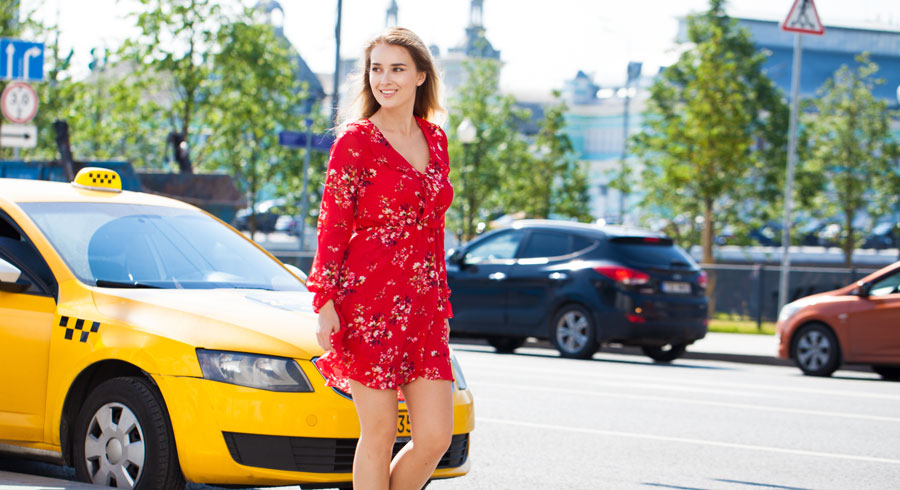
[872,365,900,381]
[792,323,840,377]
[488,336,526,354]
[641,343,686,363]
[74,377,185,490]
[551,304,597,359]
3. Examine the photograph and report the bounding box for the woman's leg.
[390,379,453,490]
[350,379,399,490]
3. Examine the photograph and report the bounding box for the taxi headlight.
[777,301,805,323]
[196,349,313,392]
[450,354,468,391]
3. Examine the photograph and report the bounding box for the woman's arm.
[306,129,362,314]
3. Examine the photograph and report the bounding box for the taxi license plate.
[662,281,691,294]
[397,411,411,436]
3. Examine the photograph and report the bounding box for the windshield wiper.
[95,279,161,289]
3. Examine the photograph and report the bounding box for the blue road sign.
[279,130,334,152]
[0,38,44,81]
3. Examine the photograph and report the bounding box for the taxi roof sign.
[72,167,122,193]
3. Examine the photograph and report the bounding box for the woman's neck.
[371,108,417,136]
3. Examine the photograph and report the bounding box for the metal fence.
[269,250,883,326]
[702,263,881,324]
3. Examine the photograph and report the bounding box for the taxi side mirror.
[0,257,27,293]
[853,281,871,298]
[284,263,308,282]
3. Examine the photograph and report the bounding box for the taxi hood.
[91,288,322,360]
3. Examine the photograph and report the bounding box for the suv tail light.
[594,266,650,286]
[697,271,708,288]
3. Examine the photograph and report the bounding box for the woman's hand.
[316,300,341,352]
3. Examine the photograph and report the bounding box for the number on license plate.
[397,411,411,435]
[662,281,691,294]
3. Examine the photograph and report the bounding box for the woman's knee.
[412,425,452,458]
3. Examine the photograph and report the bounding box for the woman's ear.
[417,72,426,87]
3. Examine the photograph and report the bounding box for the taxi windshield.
[20,202,305,291]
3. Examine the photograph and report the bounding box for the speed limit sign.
[1,81,38,124]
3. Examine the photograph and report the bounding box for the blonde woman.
[306,27,455,490]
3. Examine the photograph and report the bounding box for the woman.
[306,27,455,490]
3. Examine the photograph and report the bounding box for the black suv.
[446,220,708,362]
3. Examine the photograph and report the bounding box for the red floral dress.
[307,117,454,392]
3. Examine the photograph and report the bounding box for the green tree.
[504,91,592,222]
[205,9,308,238]
[446,58,531,240]
[802,54,898,267]
[631,0,788,264]
[126,0,222,170]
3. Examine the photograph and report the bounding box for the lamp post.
[620,61,642,225]
[457,118,476,241]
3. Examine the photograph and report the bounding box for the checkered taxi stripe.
[59,316,100,343]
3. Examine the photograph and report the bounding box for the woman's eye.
[393,67,404,72]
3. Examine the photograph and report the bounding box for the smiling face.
[368,43,426,113]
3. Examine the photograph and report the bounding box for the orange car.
[776,261,900,379]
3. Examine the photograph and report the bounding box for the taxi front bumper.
[152,361,474,486]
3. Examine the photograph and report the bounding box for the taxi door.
[0,213,57,442]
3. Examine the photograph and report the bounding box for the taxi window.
[0,213,56,296]
[20,202,305,291]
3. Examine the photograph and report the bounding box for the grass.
[708,314,776,335]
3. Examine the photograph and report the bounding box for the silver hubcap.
[797,330,832,371]
[84,402,145,488]
[556,310,589,353]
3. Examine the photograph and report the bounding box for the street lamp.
[457,118,476,240]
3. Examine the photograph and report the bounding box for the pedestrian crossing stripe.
[59,315,100,343]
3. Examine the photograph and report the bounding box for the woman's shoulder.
[335,120,371,143]
[419,118,447,142]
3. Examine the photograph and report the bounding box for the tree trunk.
[702,198,717,315]
[843,211,854,268]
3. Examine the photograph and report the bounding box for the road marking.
[479,417,900,465]
[472,381,900,424]
[456,355,900,401]
[471,371,777,398]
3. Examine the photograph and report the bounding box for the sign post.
[778,0,825,314]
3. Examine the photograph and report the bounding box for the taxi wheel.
[791,323,840,377]
[74,377,185,490]
[487,336,526,354]
[551,304,597,359]
[641,343,687,363]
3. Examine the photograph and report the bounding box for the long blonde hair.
[338,27,445,130]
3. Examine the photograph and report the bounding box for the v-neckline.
[366,117,433,176]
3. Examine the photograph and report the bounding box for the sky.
[24,0,900,98]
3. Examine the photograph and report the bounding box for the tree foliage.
[801,54,899,266]
[631,0,788,264]
[447,60,593,241]
[204,7,309,237]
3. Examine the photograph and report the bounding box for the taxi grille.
[222,432,469,473]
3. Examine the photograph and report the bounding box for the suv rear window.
[608,237,697,269]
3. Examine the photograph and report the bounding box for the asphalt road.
[3,342,899,490]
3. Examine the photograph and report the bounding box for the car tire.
[791,323,841,377]
[872,365,900,381]
[74,377,185,490]
[551,304,597,359]
[641,343,687,363]
[487,336,526,354]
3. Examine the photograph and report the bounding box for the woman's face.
[368,43,426,111]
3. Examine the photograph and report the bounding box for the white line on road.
[479,417,900,465]
[472,381,900,424]
[456,356,900,401]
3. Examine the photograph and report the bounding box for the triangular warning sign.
[781,0,825,35]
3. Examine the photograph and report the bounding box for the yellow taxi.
[0,168,474,489]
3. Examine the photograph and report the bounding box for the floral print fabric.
[307,117,454,391]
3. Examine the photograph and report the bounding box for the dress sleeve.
[436,127,453,319]
[306,129,362,313]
